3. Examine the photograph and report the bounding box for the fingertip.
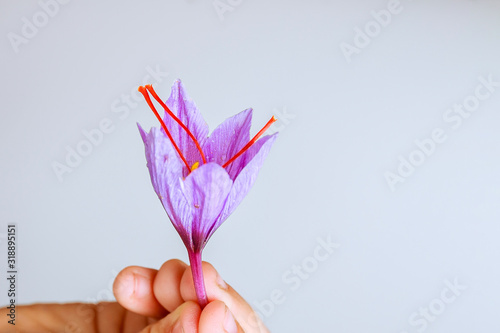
[113,266,166,318]
[160,259,188,271]
[139,301,201,333]
[199,301,242,333]
[113,267,134,300]
[178,301,202,332]
[153,259,189,312]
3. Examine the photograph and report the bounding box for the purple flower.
[137,80,277,307]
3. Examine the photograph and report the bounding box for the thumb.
[139,301,201,333]
[180,262,269,332]
[199,300,245,333]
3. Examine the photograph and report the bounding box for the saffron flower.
[137,80,278,307]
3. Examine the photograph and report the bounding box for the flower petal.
[138,124,193,245]
[178,162,233,251]
[203,108,252,180]
[163,80,209,172]
[208,133,278,239]
[138,124,182,194]
[139,80,278,254]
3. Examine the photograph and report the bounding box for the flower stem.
[188,250,208,308]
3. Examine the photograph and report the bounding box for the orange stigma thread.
[138,86,191,172]
[222,116,277,168]
[145,85,207,164]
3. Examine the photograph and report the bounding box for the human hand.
[114,259,268,332]
[0,260,268,332]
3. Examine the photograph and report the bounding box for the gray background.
[1,0,500,332]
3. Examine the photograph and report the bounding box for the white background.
[1,0,500,332]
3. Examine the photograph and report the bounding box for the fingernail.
[216,272,228,290]
[223,306,238,333]
[132,272,149,298]
[172,319,184,333]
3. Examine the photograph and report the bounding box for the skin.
[0,260,269,333]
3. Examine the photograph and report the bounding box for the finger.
[180,262,269,332]
[153,259,189,312]
[199,300,244,333]
[114,266,167,318]
[0,302,128,333]
[139,301,201,333]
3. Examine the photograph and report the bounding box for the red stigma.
[222,116,277,168]
[140,83,276,173]
[144,85,207,164]
[138,86,191,172]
